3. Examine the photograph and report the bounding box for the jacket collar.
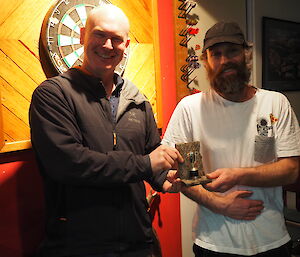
[61,68,147,104]
[60,68,110,99]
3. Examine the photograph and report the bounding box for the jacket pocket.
[254,135,276,163]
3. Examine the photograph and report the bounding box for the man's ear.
[80,27,85,45]
[125,38,130,48]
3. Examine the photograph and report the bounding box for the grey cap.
[202,21,250,53]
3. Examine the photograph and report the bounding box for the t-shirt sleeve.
[275,94,300,157]
[162,97,194,146]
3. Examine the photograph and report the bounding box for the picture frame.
[262,17,300,92]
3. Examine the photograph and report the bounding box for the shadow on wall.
[0,150,45,257]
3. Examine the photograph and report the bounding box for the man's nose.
[220,54,230,65]
[103,38,113,49]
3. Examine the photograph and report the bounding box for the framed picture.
[262,17,300,91]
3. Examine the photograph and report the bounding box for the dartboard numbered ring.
[41,0,129,76]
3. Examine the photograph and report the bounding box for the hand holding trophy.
[175,141,211,186]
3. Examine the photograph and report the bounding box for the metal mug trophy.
[175,141,211,186]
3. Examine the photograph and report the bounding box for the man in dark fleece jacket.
[29,4,183,257]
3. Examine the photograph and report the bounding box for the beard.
[206,58,251,95]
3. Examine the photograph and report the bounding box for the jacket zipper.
[113,131,117,150]
[112,124,121,245]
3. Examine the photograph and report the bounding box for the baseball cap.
[202,21,250,53]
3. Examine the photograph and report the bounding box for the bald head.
[85,4,130,36]
[80,4,130,79]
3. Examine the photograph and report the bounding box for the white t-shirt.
[162,88,300,255]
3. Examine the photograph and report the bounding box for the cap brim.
[202,36,250,53]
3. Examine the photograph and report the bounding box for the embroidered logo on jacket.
[128,111,141,124]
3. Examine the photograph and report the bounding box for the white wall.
[188,0,247,93]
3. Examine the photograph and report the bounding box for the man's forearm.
[181,186,264,220]
[239,156,299,187]
[207,157,299,192]
[181,185,224,213]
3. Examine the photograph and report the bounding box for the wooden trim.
[152,0,163,128]
[0,140,31,153]
[173,0,190,102]
[0,92,4,150]
[286,219,300,228]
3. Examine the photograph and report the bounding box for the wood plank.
[18,39,40,60]
[151,0,162,128]
[0,140,31,153]
[173,0,190,101]
[0,92,4,149]
[19,0,54,43]
[0,40,46,85]
[0,0,51,39]
[0,49,38,101]
[124,43,158,120]
[130,46,155,92]
[0,0,23,26]
[125,43,153,81]
[2,107,30,142]
[141,71,158,120]
[111,0,153,43]
[0,77,30,125]
[3,131,13,143]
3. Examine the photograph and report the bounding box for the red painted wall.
[0,151,45,257]
[0,0,181,256]
[152,1,182,257]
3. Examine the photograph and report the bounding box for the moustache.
[216,63,240,76]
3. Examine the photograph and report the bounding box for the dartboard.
[40,0,129,76]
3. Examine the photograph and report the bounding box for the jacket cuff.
[145,153,168,192]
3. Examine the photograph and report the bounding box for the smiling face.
[80,5,130,78]
[205,43,250,96]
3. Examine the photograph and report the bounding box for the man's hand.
[205,168,241,192]
[216,191,264,220]
[149,145,184,174]
[206,157,300,190]
[182,186,264,221]
[162,170,184,193]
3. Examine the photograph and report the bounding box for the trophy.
[175,141,211,186]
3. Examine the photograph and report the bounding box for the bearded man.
[162,22,300,257]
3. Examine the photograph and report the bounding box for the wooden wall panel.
[0,0,23,26]
[173,0,190,102]
[0,0,52,39]
[0,92,4,150]
[0,40,45,85]
[111,0,154,43]
[0,77,30,126]
[2,107,30,140]
[124,43,158,118]
[0,0,162,153]
[111,0,161,125]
